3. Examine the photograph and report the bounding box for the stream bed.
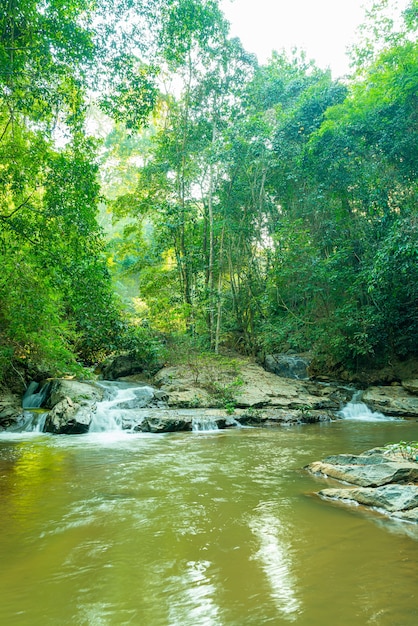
[1,414,418,625]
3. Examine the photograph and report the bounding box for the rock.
[237,408,333,426]
[158,385,212,409]
[47,379,103,408]
[121,408,236,432]
[155,361,346,411]
[112,386,156,409]
[141,415,192,433]
[39,379,102,434]
[236,365,342,410]
[307,445,418,524]
[306,458,418,487]
[391,508,418,522]
[0,392,23,429]
[319,484,418,512]
[362,386,418,417]
[402,379,418,396]
[101,353,163,380]
[44,397,94,434]
[264,354,311,379]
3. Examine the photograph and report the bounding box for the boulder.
[44,397,94,434]
[362,385,418,417]
[141,415,192,433]
[47,379,103,408]
[101,353,163,380]
[264,354,311,379]
[0,392,23,429]
[306,457,418,487]
[402,379,418,396]
[319,484,418,513]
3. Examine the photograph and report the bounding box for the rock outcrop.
[318,485,418,522]
[306,447,418,523]
[362,385,418,417]
[264,354,311,380]
[0,392,23,429]
[44,396,94,434]
[402,379,418,395]
[46,379,104,408]
[154,361,349,414]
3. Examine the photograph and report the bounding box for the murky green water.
[1,419,418,625]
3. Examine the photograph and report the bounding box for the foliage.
[106,1,417,371]
[0,0,230,383]
[1,0,417,386]
[117,323,167,372]
[384,441,418,462]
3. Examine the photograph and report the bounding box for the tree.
[1,0,233,380]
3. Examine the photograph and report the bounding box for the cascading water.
[89,381,159,432]
[8,410,49,433]
[339,390,397,422]
[22,381,52,409]
[191,416,219,432]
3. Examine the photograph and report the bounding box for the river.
[1,399,418,625]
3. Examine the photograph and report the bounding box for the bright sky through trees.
[220,0,410,77]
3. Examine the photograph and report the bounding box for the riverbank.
[2,354,418,433]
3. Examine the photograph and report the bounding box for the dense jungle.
[0,0,417,390]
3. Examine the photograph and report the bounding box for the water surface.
[1,419,418,625]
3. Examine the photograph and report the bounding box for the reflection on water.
[249,502,301,620]
[168,559,221,626]
[1,419,418,625]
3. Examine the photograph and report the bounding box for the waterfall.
[8,410,49,433]
[22,381,52,409]
[192,416,219,432]
[89,381,157,432]
[339,391,397,422]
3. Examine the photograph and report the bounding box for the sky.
[219,0,407,78]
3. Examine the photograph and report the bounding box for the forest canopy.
[0,0,417,384]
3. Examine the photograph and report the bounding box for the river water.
[1,399,418,625]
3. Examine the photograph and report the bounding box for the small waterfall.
[339,391,397,422]
[22,381,52,409]
[89,381,157,432]
[9,410,49,433]
[192,416,219,432]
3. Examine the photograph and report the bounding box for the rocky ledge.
[153,361,350,412]
[306,446,418,523]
